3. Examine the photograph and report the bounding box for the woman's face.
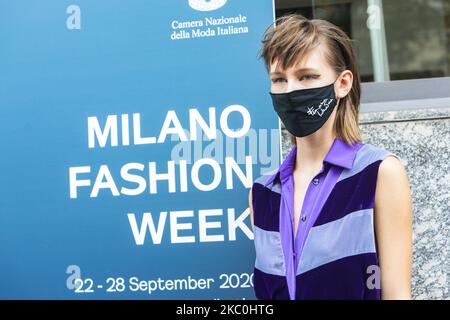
[269,44,339,94]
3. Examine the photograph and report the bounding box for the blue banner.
[0,0,279,299]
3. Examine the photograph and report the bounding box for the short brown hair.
[259,14,363,145]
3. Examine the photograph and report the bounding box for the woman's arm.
[249,187,254,230]
[374,155,413,299]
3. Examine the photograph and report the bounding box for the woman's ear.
[335,70,353,99]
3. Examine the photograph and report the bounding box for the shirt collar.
[263,137,362,187]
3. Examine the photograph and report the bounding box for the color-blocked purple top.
[251,137,398,300]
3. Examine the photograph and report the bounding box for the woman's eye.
[271,78,286,83]
[300,75,319,81]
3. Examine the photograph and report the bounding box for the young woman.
[249,14,413,300]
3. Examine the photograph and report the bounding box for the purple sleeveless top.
[251,137,397,300]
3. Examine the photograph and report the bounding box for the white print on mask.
[307,98,334,117]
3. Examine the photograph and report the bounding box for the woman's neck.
[294,133,336,172]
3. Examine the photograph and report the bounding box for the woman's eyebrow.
[293,67,320,73]
[270,67,320,76]
[269,71,285,77]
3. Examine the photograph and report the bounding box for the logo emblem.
[188,0,227,11]
[307,99,334,117]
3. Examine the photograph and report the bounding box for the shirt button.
[313,178,319,186]
[301,215,307,222]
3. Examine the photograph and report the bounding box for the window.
[275,0,450,83]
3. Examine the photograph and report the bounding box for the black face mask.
[269,78,340,137]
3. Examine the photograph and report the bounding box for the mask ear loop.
[333,73,341,108]
[333,72,342,85]
[333,72,344,108]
